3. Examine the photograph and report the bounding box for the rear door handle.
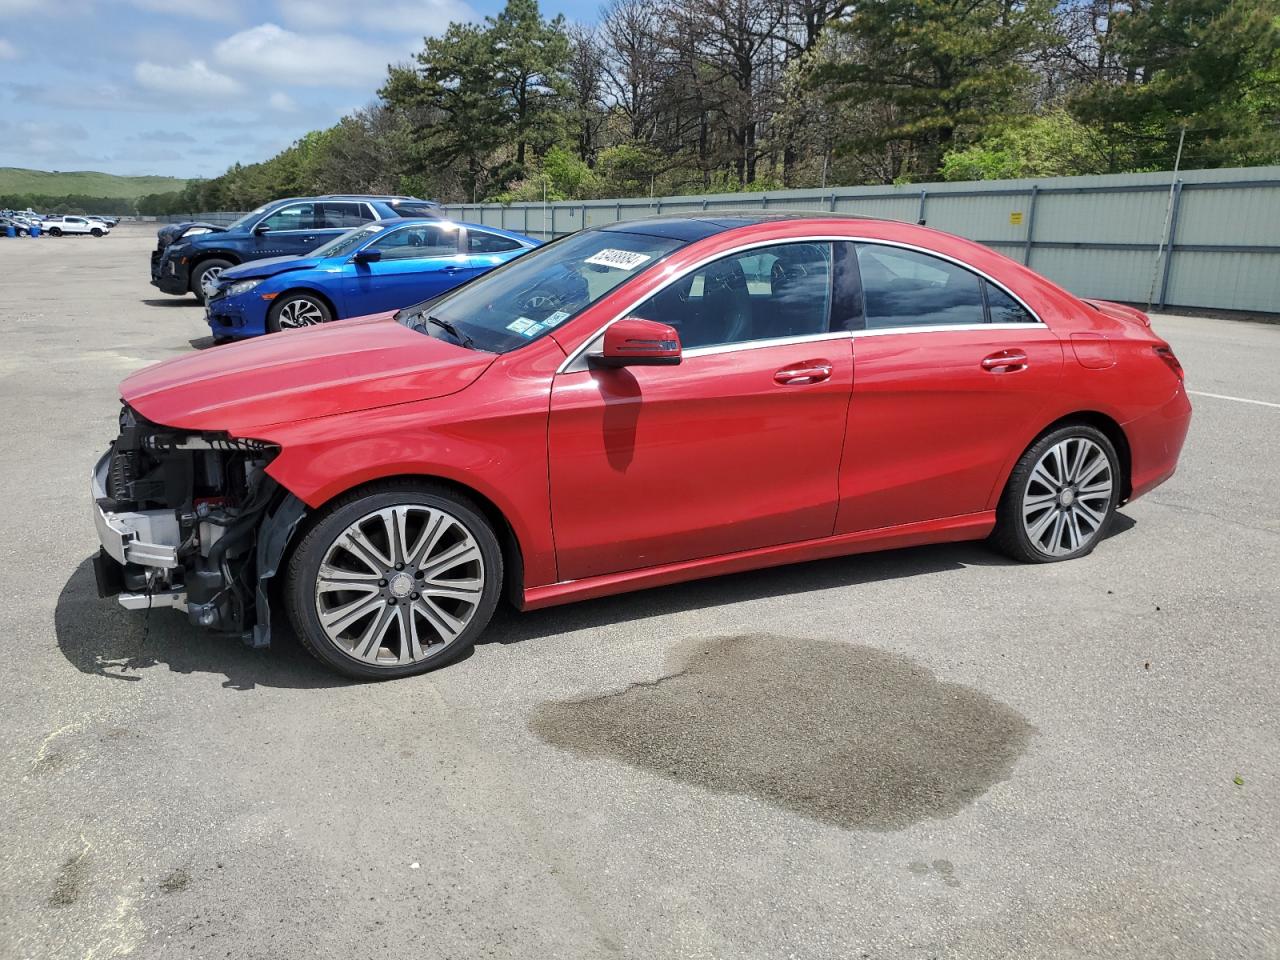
[981,350,1028,373]
[774,361,833,385]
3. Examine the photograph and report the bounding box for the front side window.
[260,203,316,232]
[368,223,458,260]
[399,228,682,354]
[313,223,386,259]
[857,244,985,329]
[633,241,833,350]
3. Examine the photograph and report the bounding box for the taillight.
[1153,345,1184,381]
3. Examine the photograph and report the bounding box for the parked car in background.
[92,213,1191,680]
[45,215,110,237]
[87,215,120,228]
[151,195,444,303]
[205,219,538,341]
[1,215,31,236]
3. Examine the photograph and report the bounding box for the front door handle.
[981,350,1028,373]
[774,361,833,385]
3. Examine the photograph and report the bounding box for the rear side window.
[318,202,374,228]
[468,231,523,253]
[985,281,1036,323]
[856,244,985,329]
[389,202,441,218]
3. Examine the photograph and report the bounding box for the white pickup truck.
[44,215,111,237]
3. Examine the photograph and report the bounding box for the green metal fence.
[442,166,1280,314]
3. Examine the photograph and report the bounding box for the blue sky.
[0,0,595,180]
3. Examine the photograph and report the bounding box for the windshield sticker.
[584,249,652,270]
[542,310,571,327]
[519,322,544,337]
[506,316,537,333]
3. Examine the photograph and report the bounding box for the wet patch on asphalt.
[530,635,1033,830]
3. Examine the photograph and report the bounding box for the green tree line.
[137,0,1280,214]
[1,194,140,215]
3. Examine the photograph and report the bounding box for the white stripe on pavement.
[1188,390,1280,409]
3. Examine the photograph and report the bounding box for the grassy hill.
[0,168,192,200]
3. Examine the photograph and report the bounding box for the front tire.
[191,258,233,304]
[284,481,504,680]
[267,292,334,332]
[992,424,1120,563]
[91,227,104,237]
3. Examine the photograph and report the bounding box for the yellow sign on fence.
[1010,211,1024,226]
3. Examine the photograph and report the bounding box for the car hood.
[121,316,495,435]
[157,221,226,248]
[222,255,325,281]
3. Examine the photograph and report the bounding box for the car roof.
[371,217,535,244]
[598,212,888,242]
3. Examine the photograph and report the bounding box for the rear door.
[835,242,1064,534]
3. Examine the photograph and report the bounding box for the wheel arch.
[1000,410,1133,505]
[282,471,527,608]
[190,250,241,271]
[270,285,340,322]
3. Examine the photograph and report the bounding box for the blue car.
[205,218,539,341]
[152,194,445,303]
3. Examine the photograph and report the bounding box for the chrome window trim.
[555,234,1045,374]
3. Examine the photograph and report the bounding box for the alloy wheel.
[199,267,224,299]
[313,505,485,666]
[1021,436,1113,557]
[277,298,327,328]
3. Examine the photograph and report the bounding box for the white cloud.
[275,0,475,35]
[134,59,243,97]
[214,23,401,86]
[0,38,17,59]
[268,91,297,112]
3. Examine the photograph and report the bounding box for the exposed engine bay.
[92,403,304,644]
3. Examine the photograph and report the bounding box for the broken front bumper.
[91,451,187,610]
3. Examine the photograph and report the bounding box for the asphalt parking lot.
[1,224,1277,960]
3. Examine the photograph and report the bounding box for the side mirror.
[353,248,382,264]
[252,222,270,235]
[590,317,682,367]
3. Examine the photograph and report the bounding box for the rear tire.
[48,227,62,237]
[285,481,503,680]
[191,258,233,304]
[992,424,1120,563]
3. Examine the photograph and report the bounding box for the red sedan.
[92,215,1191,679]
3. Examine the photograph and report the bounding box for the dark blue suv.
[150,195,443,302]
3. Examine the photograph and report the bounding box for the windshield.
[313,222,387,259]
[398,229,683,353]
[224,202,273,232]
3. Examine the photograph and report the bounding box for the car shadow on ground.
[55,515,1136,689]
[141,298,198,308]
[188,336,219,350]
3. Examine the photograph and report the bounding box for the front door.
[344,222,465,314]
[548,240,855,581]
[835,242,1065,533]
